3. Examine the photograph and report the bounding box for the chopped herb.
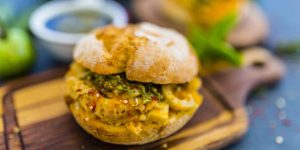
[83,71,164,104]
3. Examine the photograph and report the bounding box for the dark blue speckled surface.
[226,0,300,149]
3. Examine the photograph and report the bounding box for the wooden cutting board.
[0,48,284,150]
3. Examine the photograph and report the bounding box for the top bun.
[74,22,198,84]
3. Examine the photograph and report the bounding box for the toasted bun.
[74,22,198,84]
[68,101,195,145]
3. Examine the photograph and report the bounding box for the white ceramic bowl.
[30,0,128,62]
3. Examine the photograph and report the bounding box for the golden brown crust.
[74,22,198,84]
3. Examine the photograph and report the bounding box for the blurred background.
[1,0,300,149]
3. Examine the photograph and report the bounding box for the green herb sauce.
[83,71,164,104]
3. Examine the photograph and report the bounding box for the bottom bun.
[68,100,196,145]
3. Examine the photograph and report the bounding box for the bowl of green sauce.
[30,0,128,61]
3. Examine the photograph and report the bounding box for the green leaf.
[187,24,207,57]
[210,13,238,40]
[187,14,242,68]
[209,39,241,66]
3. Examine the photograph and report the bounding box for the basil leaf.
[210,13,238,40]
[187,14,242,68]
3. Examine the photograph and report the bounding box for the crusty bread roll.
[74,22,198,84]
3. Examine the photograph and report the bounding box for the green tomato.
[0,28,35,78]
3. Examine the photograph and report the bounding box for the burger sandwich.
[65,22,202,145]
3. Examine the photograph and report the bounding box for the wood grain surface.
[0,49,284,150]
[0,88,6,150]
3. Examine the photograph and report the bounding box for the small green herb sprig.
[276,41,300,55]
[187,14,242,67]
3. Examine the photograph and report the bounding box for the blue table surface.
[1,0,300,149]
